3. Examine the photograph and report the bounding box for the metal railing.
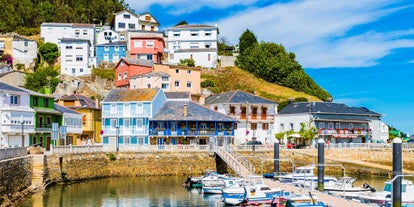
[212,145,256,177]
[0,147,28,160]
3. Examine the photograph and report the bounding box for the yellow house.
[56,94,102,145]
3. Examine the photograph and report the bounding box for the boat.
[182,169,225,188]
[182,175,203,188]
[324,177,375,198]
[282,193,326,207]
[358,179,414,205]
[278,165,337,185]
[202,176,245,194]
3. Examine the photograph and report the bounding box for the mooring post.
[393,137,402,207]
[317,138,325,191]
[274,139,279,176]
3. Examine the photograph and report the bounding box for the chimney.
[95,98,100,108]
[183,103,188,117]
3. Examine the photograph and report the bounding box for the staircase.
[213,146,255,177]
[31,155,45,189]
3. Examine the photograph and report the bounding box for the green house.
[28,91,63,150]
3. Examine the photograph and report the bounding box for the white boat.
[358,179,414,205]
[324,177,375,198]
[202,175,245,194]
[278,165,337,185]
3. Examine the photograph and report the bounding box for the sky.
[125,0,414,135]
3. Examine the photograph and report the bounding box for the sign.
[52,123,59,132]
[51,131,59,140]
[60,126,67,137]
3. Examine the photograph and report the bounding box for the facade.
[166,24,218,68]
[150,97,236,146]
[0,82,35,147]
[129,34,165,63]
[56,94,102,145]
[54,104,83,145]
[276,102,389,145]
[96,28,120,45]
[96,41,126,65]
[101,88,167,147]
[129,71,170,89]
[60,38,92,76]
[204,90,277,145]
[138,12,160,31]
[112,10,140,32]
[115,58,153,88]
[11,36,38,68]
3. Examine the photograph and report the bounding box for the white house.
[60,38,92,76]
[54,104,83,145]
[12,36,38,69]
[96,28,120,45]
[0,82,35,147]
[166,24,218,68]
[204,90,277,145]
[138,12,160,31]
[113,10,140,32]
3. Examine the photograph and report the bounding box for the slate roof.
[130,71,169,79]
[175,48,217,53]
[103,88,159,102]
[59,94,99,109]
[96,41,126,46]
[0,82,27,93]
[120,58,153,67]
[151,101,236,122]
[169,24,217,30]
[165,92,191,100]
[279,102,381,116]
[204,90,276,105]
[60,38,90,43]
[54,104,82,115]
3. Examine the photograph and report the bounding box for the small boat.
[278,165,337,185]
[182,176,203,188]
[358,179,414,205]
[283,192,326,207]
[324,177,375,198]
[202,176,245,194]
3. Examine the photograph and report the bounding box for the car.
[406,139,414,143]
[246,140,262,145]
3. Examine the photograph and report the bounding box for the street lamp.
[116,125,119,152]
[21,121,24,147]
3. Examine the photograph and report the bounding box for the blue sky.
[126,0,414,135]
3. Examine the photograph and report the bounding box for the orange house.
[115,57,153,88]
[129,35,165,63]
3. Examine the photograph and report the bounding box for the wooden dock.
[264,179,372,207]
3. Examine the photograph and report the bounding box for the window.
[205,44,211,48]
[66,45,73,49]
[328,123,334,129]
[83,30,87,35]
[208,54,211,61]
[104,46,109,51]
[173,33,180,37]
[190,43,199,48]
[145,15,151,21]
[335,123,341,129]
[118,22,125,28]
[151,26,155,31]
[113,53,119,61]
[141,25,145,30]
[175,69,179,73]
[280,123,284,131]
[80,68,83,73]
[72,68,76,75]
[124,119,130,128]
[110,119,117,128]
[76,55,83,61]
[147,84,151,88]
[186,81,192,88]
[137,104,143,114]
[262,123,269,130]
[46,116,51,125]
[120,35,125,41]
[10,95,19,105]
[187,70,191,74]
[205,32,212,36]
[251,123,257,130]
[128,23,135,29]
[124,137,130,145]
[191,32,199,36]
[24,41,28,46]
[290,123,294,130]
[123,72,127,80]
[114,46,119,51]
[118,73,122,80]
[76,46,82,49]
[362,124,367,130]
[319,123,325,129]
[123,14,130,19]
[75,30,80,35]
[174,81,180,87]
[110,104,116,114]
[170,54,174,60]
[161,83,169,89]
[162,76,169,81]
[134,40,142,48]
[146,54,153,60]
[146,40,154,48]
[234,123,238,130]
[104,53,109,61]
[229,106,235,115]
[214,106,218,111]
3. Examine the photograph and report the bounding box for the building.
[276,102,389,145]
[204,90,277,145]
[138,12,160,32]
[129,71,170,90]
[96,28,120,45]
[101,88,167,148]
[0,70,26,87]
[54,104,83,145]
[0,82,35,147]
[56,94,102,145]
[112,10,160,32]
[129,32,165,63]
[115,58,153,88]
[60,38,92,76]
[11,36,38,69]
[96,41,126,65]
[166,24,218,68]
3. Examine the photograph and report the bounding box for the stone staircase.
[213,146,255,177]
[30,155,45,190]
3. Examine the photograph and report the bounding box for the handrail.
[0,147,28,160]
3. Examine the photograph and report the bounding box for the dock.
[264,179,372,207]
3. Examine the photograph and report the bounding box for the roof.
[96,41,126,46]
[174,48,217,53]
[169,24,217,30]
[118,58,153,67]
[60,38,91,43]
[33,108,62,115]
[130,71,169,79]
[165,92,191,100]
[204,90,276,105]
[138,12,160,24]
[54,104,82,115]
[59,94,99,109]
[103,88,160,102]
[151,101,236,122]
[12,35,35,42]
[278,102,382,116]
[0,82,28,93]
[113,10,139,18]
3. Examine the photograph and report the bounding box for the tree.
[238,29,257,55]
[39,42,59,64]
[179,58,195,67]
[0,54,13,66]
[175,20,188,26]
[218,36,234,56]
[24,66,60,93]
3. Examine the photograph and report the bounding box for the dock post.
[317,138,325,191]
[393,137,402,207]
[274,139,279,176]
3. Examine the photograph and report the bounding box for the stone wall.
[0,156,32,206]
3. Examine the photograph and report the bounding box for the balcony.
[1,124,35,134]
[229,113,275,121]
[36,124,52,132]
[318,128,371,137]
[102,127,149,136]
[149,128,233,137]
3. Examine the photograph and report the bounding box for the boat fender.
[363,183,376,192]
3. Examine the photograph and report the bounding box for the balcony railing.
[150,128,234,136]
[102,127,149,136]
[230,114,275,121]
[35,124,52,132]
[102,111,150,117]
[318,128,371,136]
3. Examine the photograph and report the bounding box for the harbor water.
[16,175,393,207]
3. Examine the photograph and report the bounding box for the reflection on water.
[17,175,412,207]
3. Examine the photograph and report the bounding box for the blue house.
[96,41,126,65]
[101,88,166,147]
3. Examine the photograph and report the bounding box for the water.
[16,175,395,207]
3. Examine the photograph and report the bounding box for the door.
[46,136,51,150]
[158,138,164,149]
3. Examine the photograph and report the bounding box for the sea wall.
[0,156,32,206]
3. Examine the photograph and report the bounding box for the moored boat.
[358,179,414,205]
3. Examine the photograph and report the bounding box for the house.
[138,12,160,31]
[53,104,83,145]
[129,71,170,89]
[129,32,165,63]
[150,95,236,146]
[96,28,120,45]
[204,90,278,145]
[0,70,26,87]
[112,10,140,32]
[96,41,126,65]
[276,102,389,145]
[101,88,167,148]
[60,38,92,76]
[11,36,37,69]
[56,94,102,145]
[0,82,35,147]
[166,24,218,68]
[115,58,153,89]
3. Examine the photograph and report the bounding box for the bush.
[201,80,215,88]
[92,68,115,80]
[106,153,116,161]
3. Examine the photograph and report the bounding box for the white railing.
[0,147,28,160]
[212,145,256,177]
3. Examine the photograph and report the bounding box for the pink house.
[129,35,165,63]
[115,58,153,88]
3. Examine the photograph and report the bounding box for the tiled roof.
[54,104,82,115]
[204,90,276,105]
[103,88,160,102]
[278,102,381,116]
[151,101,236,121]
[165,92,191,100]
[59,94,99,109]
[130,71,169,79]
[0,82,27,93]
[96,41,126,46]
[121,58,153,67]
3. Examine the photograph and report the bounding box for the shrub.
[92,68,115,80]
[106,153,116,161]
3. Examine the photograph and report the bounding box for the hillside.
[201,66,321,103]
